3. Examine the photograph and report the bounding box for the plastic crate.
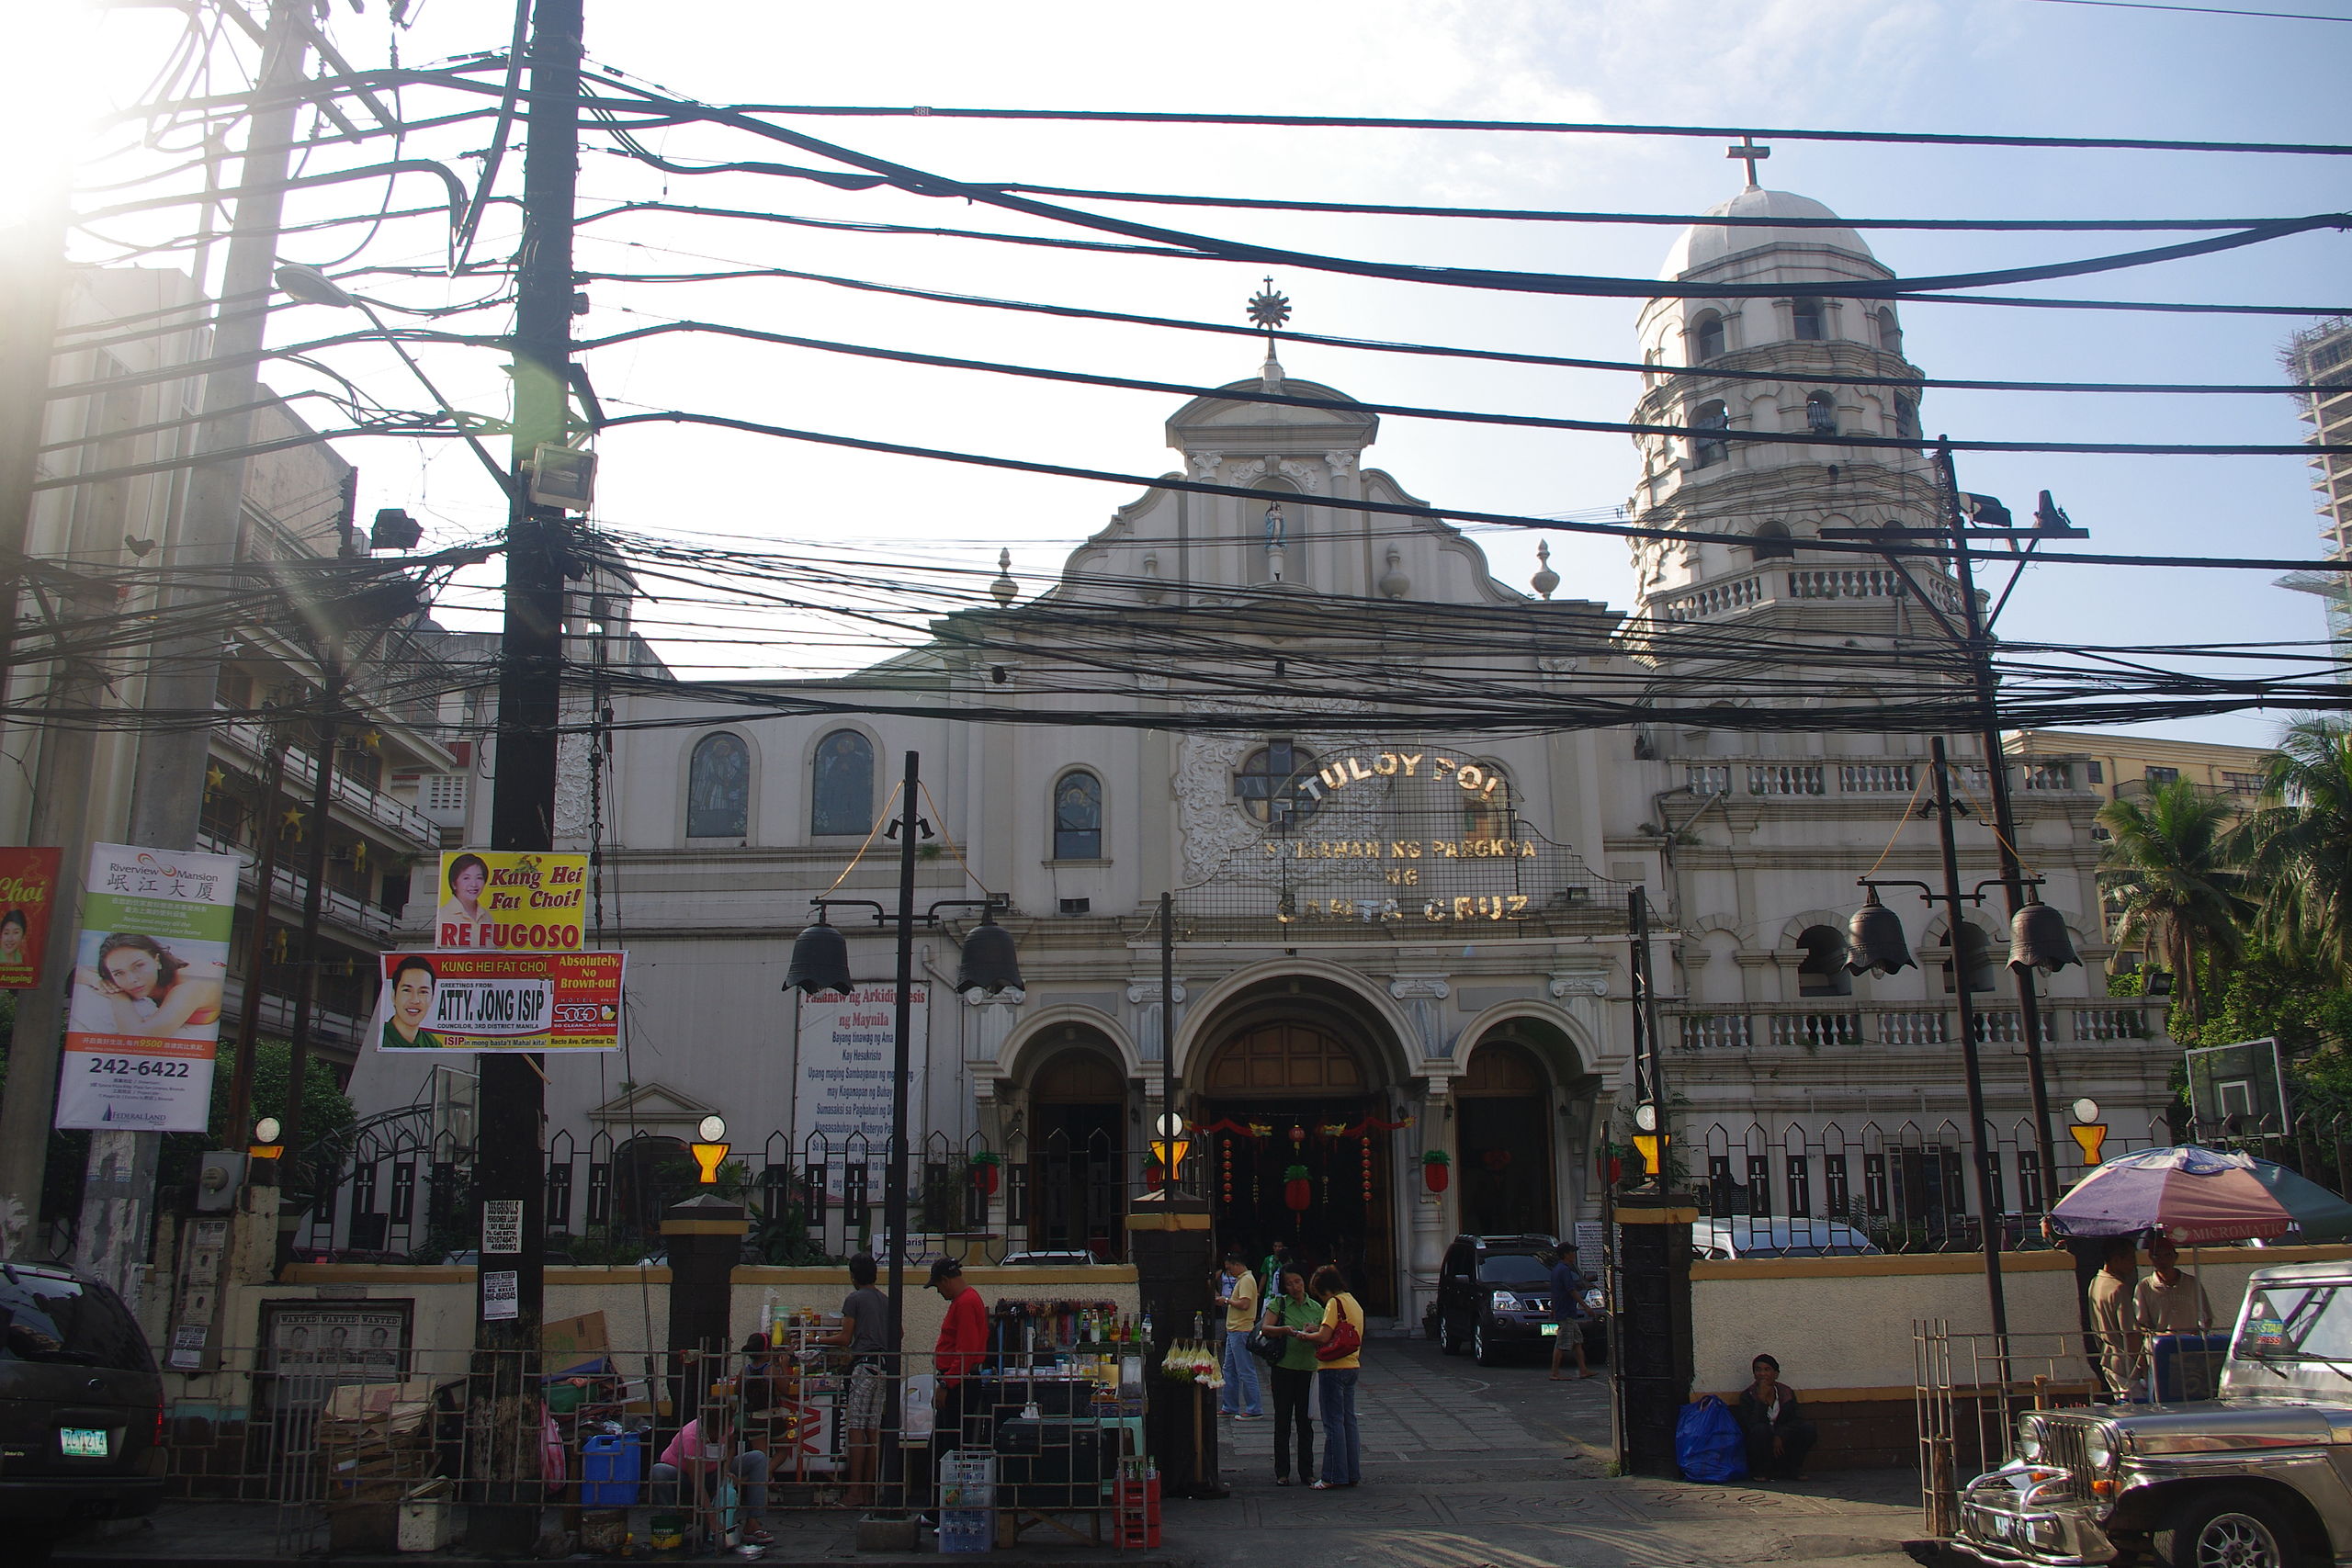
[937,1509,993,1554]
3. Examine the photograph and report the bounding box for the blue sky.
[44,0,2352,746]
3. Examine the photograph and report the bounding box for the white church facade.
[347,186,2173,1325]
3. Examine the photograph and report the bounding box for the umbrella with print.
[2049,1145,2293,1245]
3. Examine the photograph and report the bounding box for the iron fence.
[288,1111,1173,1269]
[163,1328,1157,1555]
[1672,1107,2352,1256]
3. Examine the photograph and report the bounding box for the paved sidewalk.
[64,1337,1930,1566]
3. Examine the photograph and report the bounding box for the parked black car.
[0,1261,165,1562]
[1426,1233,1605,1367]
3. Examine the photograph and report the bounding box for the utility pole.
[1937,444,2065,1198]
[469,0,581,1551]
[267,647,343,1264]
[220,726,293,1152]
[66,0,313,1303]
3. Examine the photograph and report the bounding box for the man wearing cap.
[929,1257,989,1457]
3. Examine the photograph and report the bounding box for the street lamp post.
[1849,736,2085,1348]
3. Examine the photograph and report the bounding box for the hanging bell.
[1847,889,1916,976]
[956,908,1023,995]
[2008,899,2081,975]
[783,910,854,995]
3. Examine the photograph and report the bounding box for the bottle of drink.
[1140,1312,1153,1348]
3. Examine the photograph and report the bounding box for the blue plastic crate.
[937,1509,993,1554]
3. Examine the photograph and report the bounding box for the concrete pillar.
[1613,1189,1697,1478]
[1125,1195,1224,1500]
[662,1193,747,1434]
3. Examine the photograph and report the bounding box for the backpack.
[1315,1296,1363,1363]
[1675,1394,1747,1483]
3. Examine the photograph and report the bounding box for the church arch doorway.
[1454,1040,1555,1237]
[1196,1007,1398,1316]
[1022,1042,1127,1260]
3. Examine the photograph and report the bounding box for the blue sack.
[1675,1394,1748,1483]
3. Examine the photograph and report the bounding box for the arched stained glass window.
[1053,771,1102,860]
[686,732,750,839]
[811,729,875,836]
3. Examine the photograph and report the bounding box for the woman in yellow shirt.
[1295,1264,1363,1489]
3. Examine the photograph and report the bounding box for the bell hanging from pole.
[956,908,1023,995]
[784,909,854,995]
[1847,889,1916,976]
[2008,899,2081,974]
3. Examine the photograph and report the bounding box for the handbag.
[1245,1325,1285,1364]
[1314,1299,1363,1364]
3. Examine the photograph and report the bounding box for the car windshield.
[1477,1255,1553,1286]
[0,1267,152,1369]
[2236,1284,2352,1365]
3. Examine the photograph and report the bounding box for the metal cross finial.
[1246,276,1292,350]
[1727,134,1771,187]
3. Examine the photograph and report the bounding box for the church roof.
[1657,187,1879,280]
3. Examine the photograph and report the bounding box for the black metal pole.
[1930,736,2010,1346]
[469,0,580,1550]
[270,649,341,1255]
[1937,442,2061,1204]
[221,723,290,1154]
[1160,890,1176,1197]
[886,751,919,1359]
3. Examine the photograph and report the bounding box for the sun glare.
[0,4,164,226]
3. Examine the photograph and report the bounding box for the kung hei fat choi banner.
[0,846,62,988]
[374,949,624,1053]
[435,850,586,952]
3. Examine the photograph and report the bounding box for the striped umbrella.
[2050,1145,2293,1245]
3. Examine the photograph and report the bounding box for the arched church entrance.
[1454,1040,1555,1236]
[1197,1013,1397,1316]
[1024,1043,1127,1260]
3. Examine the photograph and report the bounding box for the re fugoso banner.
[373,949,625,1053]
[434,850,587,951]
[56,842,240,1132]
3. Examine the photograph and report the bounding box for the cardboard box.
[396,1480,455,1552]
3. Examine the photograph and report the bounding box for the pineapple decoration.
[1283,1164,1312,1213]
[1422,1150,1452,1192]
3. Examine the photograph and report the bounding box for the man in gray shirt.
[823,1253,889,1505]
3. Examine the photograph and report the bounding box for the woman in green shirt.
[1260,1268,1322,1484]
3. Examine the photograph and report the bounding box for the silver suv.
[1957,1259,2352,1568]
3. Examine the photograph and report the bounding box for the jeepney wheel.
[2154,1491,2302,1568]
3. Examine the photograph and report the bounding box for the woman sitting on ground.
[1734,1353,1815,1483]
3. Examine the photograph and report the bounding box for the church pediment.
[589,1080,718,1128]
[1166,375,1377,450]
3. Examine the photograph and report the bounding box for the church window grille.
[1233,740,1320,826]
[1464,768,1512,839]
[811,729,875,836]
[1692,311,1725,363]
[1750,520,1794,560]
[1874,308,1903,355]
[1792,298,1826,341]
[1894,394,1922,441]
[686,731,750,839]
[1940,920,2000,994]
[1805,391,1838,436]
[1690,400,1731,469]
[1053,770,1103,859]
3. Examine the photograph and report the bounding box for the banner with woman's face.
[0,846,62,989]
[55,842,238,1133]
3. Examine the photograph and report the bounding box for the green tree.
[2239,716,2352,984]
[2098,777,2250,1022]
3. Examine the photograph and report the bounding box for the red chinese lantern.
[1283,1164,1312,1212]
[1421,1151,1451,1193]
[1482,1147,1512,1173]
[968,1154,1001,1197]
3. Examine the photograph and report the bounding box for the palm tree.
[2238,716,2352,983]
[2098,777,2249,1021]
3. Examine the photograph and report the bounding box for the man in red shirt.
[931,1258,989,1435]
[926,1257,989,1520]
